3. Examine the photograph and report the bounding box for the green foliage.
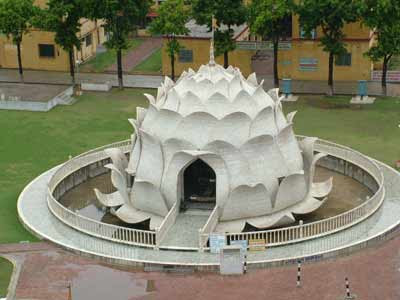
[37,0,84,52]
[248,0,293,43]
[149,0,189,58]
[0,88,154,244]
[190,0,247,58]
[80,39,144,73]
[86,0,143,51]
[0,0,36,44]
[0,257,13,297]
[362,0,400,63]
[133,48,162,73]
[296,0,361,56]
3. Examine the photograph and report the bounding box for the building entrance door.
[182,159,216,210]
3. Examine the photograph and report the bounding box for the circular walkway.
[18,162,400,269]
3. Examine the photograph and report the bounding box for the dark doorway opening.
[182,159,216,210]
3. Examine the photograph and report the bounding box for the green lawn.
[132,48,162,74]
[80,39,144,73]
[0,88,154,244]
[0,92,399,246]
[285,95,400,166]
[0,257,13,297]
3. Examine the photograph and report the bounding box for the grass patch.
[285,96,400,166]
[0,92,399,244]
[132,48,162,74]
[0,257,13,297]
[0,88,155,244]
[80,39,144,73]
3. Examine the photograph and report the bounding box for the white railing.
[236,41,292,51]
[47,139,157,248]
[48,140,131,190]
[47,137,385,251]
[201,137,385,250]
[198,206,220,252]
[155,200,180,248]
[47,192,156,247]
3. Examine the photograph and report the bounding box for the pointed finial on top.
[209,15,216,66]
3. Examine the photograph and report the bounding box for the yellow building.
[0,0,106,72]
[162,15,374,81]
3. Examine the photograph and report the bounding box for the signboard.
[371,71,400,82]
[210,233,226,254]
[230,240,248,254]
[299,58,318,72]
[249,238,266,252]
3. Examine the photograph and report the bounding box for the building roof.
[184,20,248,40]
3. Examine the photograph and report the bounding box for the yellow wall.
[280,41,372,81]
[291,15,370,40]
[163,14,373,81]
[162,38,371,81]
[0,0,105,71]
[162,38,253,77]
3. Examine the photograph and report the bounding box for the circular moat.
[58,166,373,230]
[17,136,400,272]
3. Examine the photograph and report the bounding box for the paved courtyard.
[1,234,399,300]
[0,83,68,102]
[2,69,400,96]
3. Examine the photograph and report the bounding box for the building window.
[299,26,316,39]
[85,34,92,47]
[38,44,55,58]
[179,49,193,63]
[335,53,352,66]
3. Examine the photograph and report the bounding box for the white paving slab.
[17,162,400,267]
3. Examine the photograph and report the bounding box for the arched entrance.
[182,159,216,210]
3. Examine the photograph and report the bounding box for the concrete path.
[1,68,400,96]
[0,69,163,89]
[260,75,400,97]
[107,38,162,72]
[160,212,210,249]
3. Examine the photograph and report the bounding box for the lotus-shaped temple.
[95,59,333,233]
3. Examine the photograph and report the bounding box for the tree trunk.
[224,51,228,68]
[69,50,75,86]
[117,48,123,89]
[273,39,279,88]
[171,53,175,81]
[382,55,389,96]
[16,42,24,83]
[328,52,334,96]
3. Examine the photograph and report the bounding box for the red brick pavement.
[0,242,57,253]
[7,235,400,300]
[107,38,162,73]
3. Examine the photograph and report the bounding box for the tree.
[248,0,293,88]
[37,0,84,86]
[296,0,361,95]
[191,0,247,68]
[0,0,36,82]
[362,0,400,96]
[86,0,143,89]
[137,0,152,28]
[149,0,190,81]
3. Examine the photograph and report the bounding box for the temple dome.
[95,62,332,232]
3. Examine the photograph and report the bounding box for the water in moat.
[58,166,372,230]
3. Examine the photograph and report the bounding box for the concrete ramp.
[159,211,210,249]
